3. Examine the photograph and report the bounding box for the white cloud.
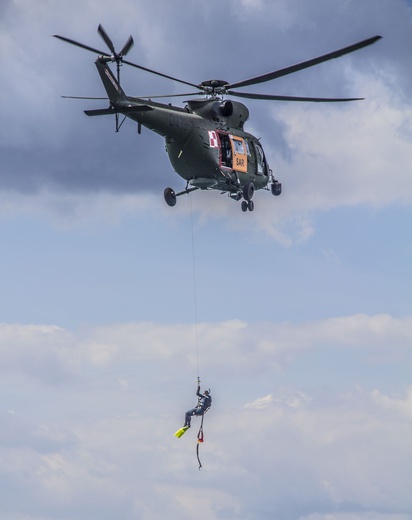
[301,513,411,520]
[1,314,410,384]
[245,393,273,409]
[372,386,412,418]
[271,89,412,211]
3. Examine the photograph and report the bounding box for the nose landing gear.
[241,200,254,212]
[240,181,255,212]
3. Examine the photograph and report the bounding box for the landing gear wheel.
[243,182,255,202]
[271,181,282,196]
[241,200,248,212]
[248,200,254,212]
[164,187,177,207]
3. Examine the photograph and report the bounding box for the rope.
[189,194,200,379]
[188,196,208,470]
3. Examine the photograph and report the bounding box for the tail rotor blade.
[121,35,134,57]
[98,24,115,54]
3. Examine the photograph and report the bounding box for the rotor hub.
[200,79,229,96]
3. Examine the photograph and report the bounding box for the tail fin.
[95,59,127,103]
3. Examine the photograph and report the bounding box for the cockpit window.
[253,142,267,176]
[232,138,245,155]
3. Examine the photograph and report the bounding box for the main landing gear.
[164,186,199,207]
[271,180,282,196]
[164,187,177,207]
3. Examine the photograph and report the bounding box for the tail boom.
[95,58,127,103]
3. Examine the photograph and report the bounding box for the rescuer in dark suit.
[183,386,212,428]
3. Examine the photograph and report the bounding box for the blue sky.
[0,1,411,519]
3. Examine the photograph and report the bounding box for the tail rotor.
[54,25,134,86]
[54,25,135,132]
[97,24,134,83]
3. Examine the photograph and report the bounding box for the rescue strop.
[196,412,205,469]
[174,407,210,470]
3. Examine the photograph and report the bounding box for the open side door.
[218,132,233,169]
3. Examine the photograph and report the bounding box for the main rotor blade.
[61,96,109,100]
[227,35,382,90]
[122,59,199,89]
[98,24,115,54]
[120,35,134,56]
[227,91,364,102]
[53,34,107,56]
[130,92,201,99]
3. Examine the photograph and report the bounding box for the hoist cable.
[188,196,208,470]
[189,195,200,379]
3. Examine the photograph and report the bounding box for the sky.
[0,0,411,519]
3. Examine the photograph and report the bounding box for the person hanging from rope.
[183,384,212,428]
[174,380,212,438]
[174,380,212,468]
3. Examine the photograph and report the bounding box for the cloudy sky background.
[1,0,411,519]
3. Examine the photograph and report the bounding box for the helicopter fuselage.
[123,97,270,194]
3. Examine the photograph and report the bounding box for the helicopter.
[54,26,381,212]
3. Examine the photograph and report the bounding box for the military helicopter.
[54,26,381,212]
